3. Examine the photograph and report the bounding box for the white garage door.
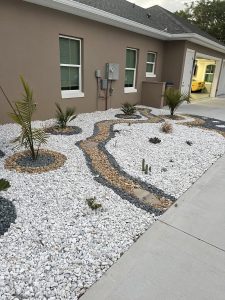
[217,60,225,96]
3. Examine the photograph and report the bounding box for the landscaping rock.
[46,126,82,135]
[0,197,16,236]
[115,114,142,119]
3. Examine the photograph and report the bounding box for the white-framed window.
[204,64,216,83]
[124,48,137,93]
[59,35,84,98]
[146,52,157,77]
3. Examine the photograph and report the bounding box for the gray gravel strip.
[46,126,82,135]
[0,197,16,236]
[115,114,142,120]
[16,153,55,168]
[188,115,225,132]
[0,150,5,158]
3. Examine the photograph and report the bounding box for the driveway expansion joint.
[159,220,225,253]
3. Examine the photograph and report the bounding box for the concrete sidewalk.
[81,153,225,299]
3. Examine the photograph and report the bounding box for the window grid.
[125,48,137,88]
[146,52,156,75]
[59,35,82,93]
[204,64,215,83]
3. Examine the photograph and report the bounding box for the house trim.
[24,0,225,54]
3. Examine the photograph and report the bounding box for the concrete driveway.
[81,98,225,300]
[177,97,225,121]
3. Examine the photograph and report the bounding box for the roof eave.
[24,0,225,54]
[172,33,225,54]
[23,0,171,40]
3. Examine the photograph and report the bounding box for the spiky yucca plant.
[164,88,190,116]
[0,76,48,160]
[0,179,10,191]
[55,103,76,129]
[121,102,136,115]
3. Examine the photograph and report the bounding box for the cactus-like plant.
[142,160,151,175]
[142,159,146,172]
[145,164,149,174]
[0,179,10,191]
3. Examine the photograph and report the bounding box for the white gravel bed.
[106,122,225,199]
[0,109,153,300]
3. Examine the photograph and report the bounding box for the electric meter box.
[106,63,119,80]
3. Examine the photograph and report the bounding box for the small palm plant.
[121,102,136,115]
[55,103,76,129]
[164,88,190,116]
[0,76,48,160]
[0,179,10,191]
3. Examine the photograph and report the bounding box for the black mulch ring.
[188,115,225,132]
[0,150,5,158]
[45,126,82,135]
[115,114,142,119]
[16,153,55,168]
[0,197,17,236]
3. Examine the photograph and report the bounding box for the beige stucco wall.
[161,41,186,89]
[0,0,165,123]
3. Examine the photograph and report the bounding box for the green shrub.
[0,179,10,191]
[164,88,189,116]
[121,102,136,115]
[55,103,76,129]
[86,197,102,210]
[0,76,48,160]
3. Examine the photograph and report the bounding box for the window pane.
[206,64,215,73]
[146,63,154,73]
[60,38,70,64]
[61,66,79,90]
[70,67,79,90]
[60,37,80,65]
[70,39,80,65]
[205,73,214,82]
[126,49,136,68]
[125,70,134,87]
[147,52,156,63]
